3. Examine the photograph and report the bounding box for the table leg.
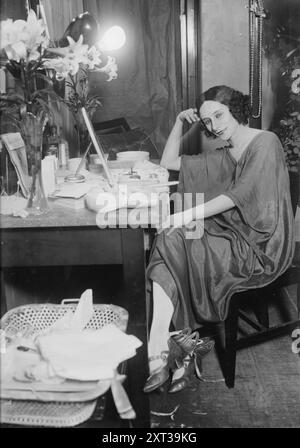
[120,228,150,428]
[0,269,7,317]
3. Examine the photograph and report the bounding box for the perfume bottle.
[58,127,69,169]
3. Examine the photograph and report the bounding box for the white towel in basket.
[35,323,142,381]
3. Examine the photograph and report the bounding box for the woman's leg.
[148,281,174,371]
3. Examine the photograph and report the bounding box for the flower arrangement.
[265,22,300,173]
[0,9,117,136]
[0,9,52,128]
[272,44,300,173]
[0,9,118,214]
[274,111,300,173]
[56,36,118,153]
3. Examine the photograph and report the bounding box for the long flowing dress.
[147,131,295,329]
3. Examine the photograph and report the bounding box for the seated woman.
[144,85,295,394]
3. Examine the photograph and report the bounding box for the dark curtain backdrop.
[83,0,182,155]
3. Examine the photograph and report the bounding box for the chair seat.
[267,263,300,289]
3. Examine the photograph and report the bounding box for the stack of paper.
[49,183,92,210]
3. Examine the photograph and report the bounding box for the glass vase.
[22,118,50,216]
[74,114,89,156]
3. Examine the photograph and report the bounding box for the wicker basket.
[0,399,98,428]
[0,301,128,427]
[1,301,128,337]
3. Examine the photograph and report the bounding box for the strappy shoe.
[195,337,215,359]
[143,351,170,393]
[168,328,199,369]
[168,336,215,393]
[194,337,215,379]
[168,353,195,394]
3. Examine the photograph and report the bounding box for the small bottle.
[42,123,50,159]
[46,125,59,157]
[58,127,69,169]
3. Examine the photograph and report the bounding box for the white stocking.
[148,281,174,371]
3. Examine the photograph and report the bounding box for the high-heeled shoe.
[168,328,199,369]
[168,353,195,394]
[168,336,215,393]
[143,351,170,393]
[195,337,215,359]
[194,337,215,379]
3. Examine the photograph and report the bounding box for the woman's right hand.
[160,108,199,171]
[177,108,200,124]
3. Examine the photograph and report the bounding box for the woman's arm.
[162,194,235,233]
[194,194,235,220]
[160,108,200,171]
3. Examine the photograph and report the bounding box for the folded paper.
[41,156,57,196]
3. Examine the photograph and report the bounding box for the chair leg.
[297,281,300,321]
[224,301,239,388]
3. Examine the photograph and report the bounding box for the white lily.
[47,35,88,60]
[65,35,89,61]
[0,18,14,49]
[44,57,79,80]
[86,45,102,70]
[0,18,27,61]
[0,9,48,62]
[96,56,118,81]
[46,34,91,75]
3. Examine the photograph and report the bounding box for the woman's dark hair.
[196,85,251,138]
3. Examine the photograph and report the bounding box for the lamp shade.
[59,12,99,47]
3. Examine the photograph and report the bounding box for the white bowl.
[117,151,149,161]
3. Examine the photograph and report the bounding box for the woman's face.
[199,100,239,141]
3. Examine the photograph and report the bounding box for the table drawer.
[1,228,123,267]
